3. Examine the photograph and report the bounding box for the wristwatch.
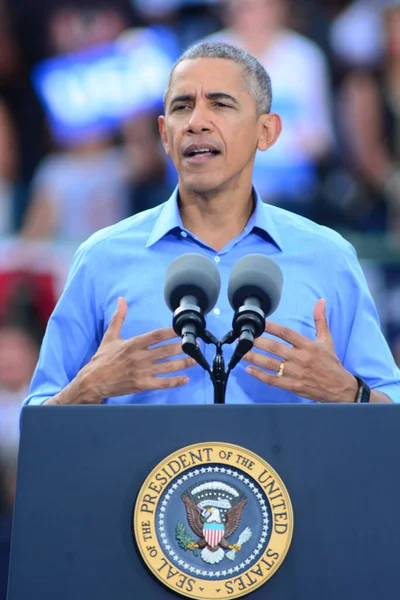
[354,376,371,403]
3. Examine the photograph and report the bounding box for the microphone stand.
[172,301,232,404]
[195,330,250,405]
[211,341,227,405]
[201,306,263,403]
[173,305,260,404]
[197,331,228,404]
[177,327,229,404]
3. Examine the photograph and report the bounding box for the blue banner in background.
[32,27,180,145]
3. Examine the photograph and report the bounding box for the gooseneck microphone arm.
[226,296,266,371]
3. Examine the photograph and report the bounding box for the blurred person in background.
[330,0,397,72]
[0,323,40,452]
[0,282,43,600]
[121,110,178,214]
[0,281,44,446]
[207,0,334,218]
[0,98,18,235]
[339,3,400,233]
[19,131,133,241]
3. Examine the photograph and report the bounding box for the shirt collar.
[146,186,283,251]
[146,187,183,248]
[248,188,283,251]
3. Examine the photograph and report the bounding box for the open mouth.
[183,145,221,162]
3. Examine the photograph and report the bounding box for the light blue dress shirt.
[24,187,400,405]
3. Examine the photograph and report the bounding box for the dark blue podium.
[7,404,400,599]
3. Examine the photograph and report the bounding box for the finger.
[152,356,197,375]
[131,327,178,349]
[313,299,333,346]
[148,341,184,362]
[264,321,308,349]
[102,297,127,343]
[250,336,292,360]
[241,350,283,373]
[246,365,299,393]
[147,375,191,390]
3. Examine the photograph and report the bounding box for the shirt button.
[181,231,187,238]
[214,256,220,263]
[214,307,220,316]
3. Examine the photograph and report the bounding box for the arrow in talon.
[226,527,252,560]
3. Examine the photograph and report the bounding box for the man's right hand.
[46,297,196,405]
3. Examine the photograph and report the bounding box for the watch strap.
[354,376,371,403]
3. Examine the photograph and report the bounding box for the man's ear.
[257,113,282,152]
[158,115,170,155]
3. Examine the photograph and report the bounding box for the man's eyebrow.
[169,92,240,108]
[206,92,239,105]
[169,94,195,108]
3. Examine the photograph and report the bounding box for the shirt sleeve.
[23,242,104,406]
[329,243,400,403]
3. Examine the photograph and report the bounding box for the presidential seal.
[133,442,293,600]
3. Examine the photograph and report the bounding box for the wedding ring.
[277,362,285,378]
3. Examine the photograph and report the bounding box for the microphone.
[164,253,221,367]
[227,254,283,370]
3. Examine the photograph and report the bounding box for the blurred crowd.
[1,0,400,594]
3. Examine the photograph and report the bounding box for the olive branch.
[175,522,199,556]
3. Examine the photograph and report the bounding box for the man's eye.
[214,102,230,108]
[172,104,190,112]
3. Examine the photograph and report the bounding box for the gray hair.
[164,42,272,115]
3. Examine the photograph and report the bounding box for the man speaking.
[24,42,400,406]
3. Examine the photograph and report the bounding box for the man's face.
[159,58,279,196]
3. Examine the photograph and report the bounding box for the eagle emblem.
[135,443,293,599]
[178,481,252,565]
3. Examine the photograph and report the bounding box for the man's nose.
[184,104,213,134]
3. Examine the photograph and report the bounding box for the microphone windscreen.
[228,254,283,317]
[164,253,221,314]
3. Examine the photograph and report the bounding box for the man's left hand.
[243,299,358,403]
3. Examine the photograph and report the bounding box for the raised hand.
[75,297,197,403]
[243,299,358,403]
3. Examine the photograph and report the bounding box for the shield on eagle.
[203,522,224,548]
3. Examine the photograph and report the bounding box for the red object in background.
[0,270,56,329]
